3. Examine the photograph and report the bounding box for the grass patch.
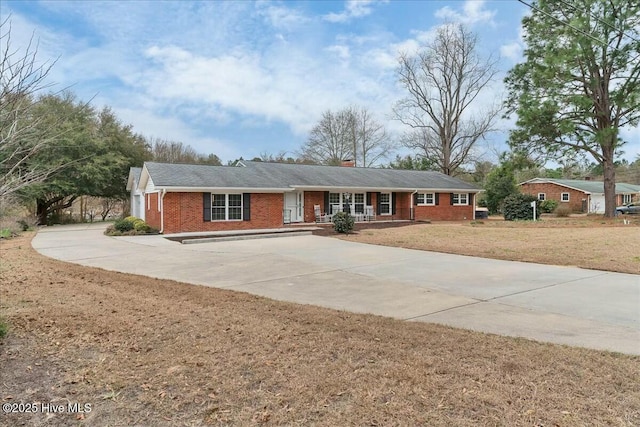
[0,317,7,338]
[1,234,638,426]
[336,217,640,274]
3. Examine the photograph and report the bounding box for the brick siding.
[145,192,161,229]
[145,192,284,234]
[304,192,325,222]
[520,183,588,213]
[148,190,478,233]
[306,191,474,222]
[413,192,475,221]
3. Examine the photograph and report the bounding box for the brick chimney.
[341,159,355,167]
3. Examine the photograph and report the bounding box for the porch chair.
[365,205,375,222]
[350,205,364,222]
[314,204,329,223]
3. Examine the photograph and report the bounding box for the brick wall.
[520,183,587,213]
[145,192,161,230]
[413,192,475,221]
[158,192,284,234]
[304,192,325,222]
[152,190,479,233]
[305,191,474,221]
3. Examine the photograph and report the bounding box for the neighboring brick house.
[129,160,482,234]
[519,178,640,213]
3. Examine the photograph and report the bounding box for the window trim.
[561,192,570,202]
[329,192,365,214]
[416,192,435,206]
[452,193,469,206]
[210,193,243,221]
[379,192,392,215]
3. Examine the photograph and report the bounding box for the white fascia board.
[156,186,291,193]
[518,178,545,186]
[138,164,151,191]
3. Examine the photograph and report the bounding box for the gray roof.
[131,167,142,181]
[126,167,143,191]
[142,161,480,191]
[522,178,640,194]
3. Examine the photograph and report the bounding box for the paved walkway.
[32,223,640,355]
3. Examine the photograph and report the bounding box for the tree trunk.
[602,157,616,218]
[36,199,49,225]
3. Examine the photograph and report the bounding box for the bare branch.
[393,24,501,175]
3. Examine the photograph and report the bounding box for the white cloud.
[326,44,351,60]
[620,127,640,160]
[435,0,496,26]
[114,107,241,160]
[139,44,394,137]
[500,42,522,62]
[255,2,310,30]
[323,0,384,23]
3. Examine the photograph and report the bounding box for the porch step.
[177,229,315,244]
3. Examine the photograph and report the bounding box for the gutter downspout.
[411,190,418,221]
[473,192,476,221]
[159,189,167,234]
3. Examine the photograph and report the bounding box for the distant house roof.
[519,178,640,194]
[137,161,481,192]
[125,167,143,191]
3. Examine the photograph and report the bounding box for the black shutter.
[414,192,419,205]
[243,193,251,221]
[203,193,211,221]
[392,192,397,214]
[366,192,372,206]
[468,193,472,206]
[324,192,330,212]
[435,193,440,206]
[450,193,455,205]
[376,192,381,215]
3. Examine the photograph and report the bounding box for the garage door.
[590,194,605,213]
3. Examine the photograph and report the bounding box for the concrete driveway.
[32,223,640,355]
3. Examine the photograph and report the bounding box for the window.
[561,193,570,202]
[623,194,632,204]
[416,193,435,205]
[538,193,546,201]
[329,192,365,214]
[354,193,365,214]
[452,193,468,205]
[211,194,243,221]
[379,192,391,215]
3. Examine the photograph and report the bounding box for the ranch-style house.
[127,160,482,234]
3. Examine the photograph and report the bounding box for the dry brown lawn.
[1,232,639,426]
[331,216,640,274]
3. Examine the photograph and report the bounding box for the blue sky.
[3,0,639,165]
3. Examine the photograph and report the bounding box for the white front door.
[284,191,304,222]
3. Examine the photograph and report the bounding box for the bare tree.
[352,107,393,167]
[300,106,392,166]
[393,24,500,176]
[149,138,221,165]
[0,18,58,198]
[299,109,354,165]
